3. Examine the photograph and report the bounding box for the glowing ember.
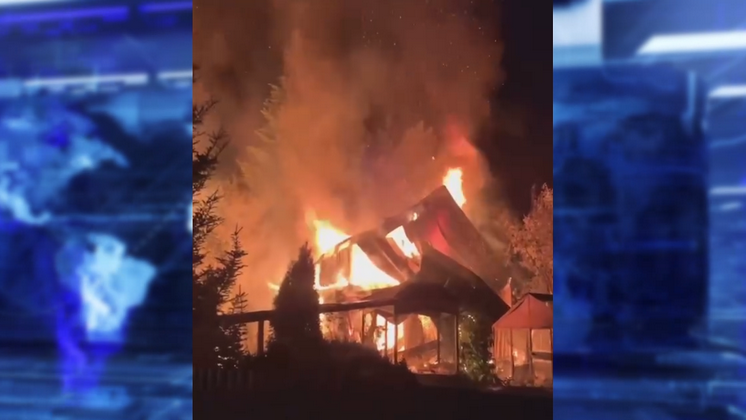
[386,225,420,258]
[442,167,466,207]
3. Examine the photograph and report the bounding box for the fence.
[193,368,256,391]
[193,367,553,420]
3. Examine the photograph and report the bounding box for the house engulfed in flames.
[221,168,514,375]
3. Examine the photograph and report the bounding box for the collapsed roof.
[369,246,510,322]
[317,185,515,314]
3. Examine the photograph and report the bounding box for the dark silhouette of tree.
[268,243,323,349]
[225,285,249,358]
[192,71,248,369]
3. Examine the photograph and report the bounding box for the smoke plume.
[194,0,504,310]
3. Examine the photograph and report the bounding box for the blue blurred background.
[0,0,192,418]
[553,0,745,418]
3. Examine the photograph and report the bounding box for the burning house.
[222,168,517,374]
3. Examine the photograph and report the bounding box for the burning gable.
[304,168,512,313]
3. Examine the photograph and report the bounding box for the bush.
[268,244,323,351]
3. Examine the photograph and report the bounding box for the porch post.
[510,329,515,382]
[393,307,399,364]
[257,321,265,356]
[454,313,459,373]
[384,318,388,357]
[528,328,535,384]
[436,315,441,364]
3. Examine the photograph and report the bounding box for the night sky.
[485,0,553,215]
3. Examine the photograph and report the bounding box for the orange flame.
[442,167,466,207]
[348,244,401,289]
[312,220,350,256]
[374,315,405,353]
[386,225,420,258]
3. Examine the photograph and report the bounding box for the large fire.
[312,220,350,255]
[270,167,466,356]
[442,168,466,207]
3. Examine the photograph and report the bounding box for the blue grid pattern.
[553,0,746,418]
[0,1,192,417]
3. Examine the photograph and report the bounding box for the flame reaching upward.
[312,219,350,256]
[442,167,466,207]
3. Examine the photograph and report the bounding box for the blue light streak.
[710,185,746,196]
[24,73,149,89]
[157,69,193,81]
[710,84,746,99]
[187,201,192,232]
[0,6,128,25]
[0,0,63,6]
[0,70,194,97]
[139,1,192,14]
[637,30,746,55]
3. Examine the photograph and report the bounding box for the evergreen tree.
[240,81,285,186]
[269,243,323,348]
[192,71,248,369]
[224,285,249,359]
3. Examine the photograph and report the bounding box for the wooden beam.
[219,298,399,326]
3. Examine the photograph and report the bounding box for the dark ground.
[194,385,553,420]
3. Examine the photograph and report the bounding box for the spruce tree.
[221,282,250,368]
[227,285,249,346]
[192,71,248,369]
[269,243,323,349]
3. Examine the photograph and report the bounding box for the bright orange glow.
[348,244,400,289]
[386,225,420,258]
[419,315,438,342]
[375,315,405,352]
[312,220,350,255]
[442,167,466,207]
